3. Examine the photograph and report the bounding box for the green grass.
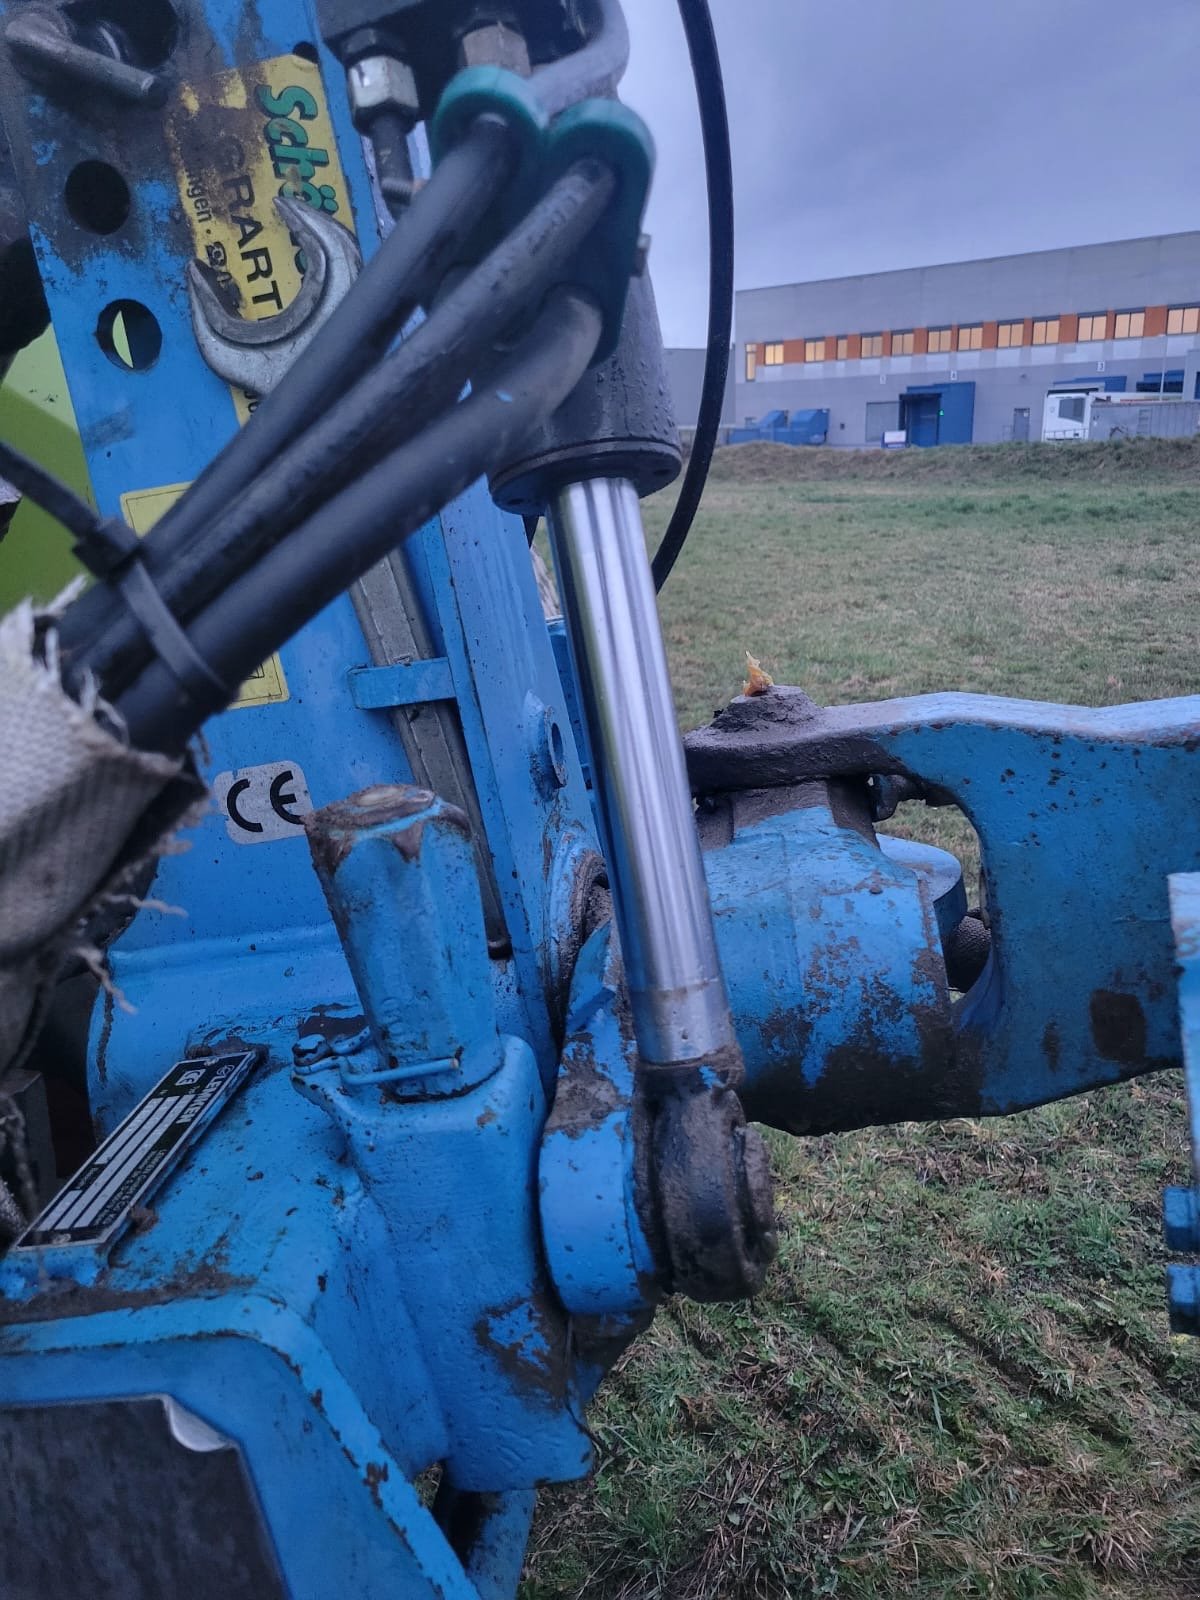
[523,446,1200,1598]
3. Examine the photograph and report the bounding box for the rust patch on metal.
[546,1038,624,1139]
[1089,990,1147,1064]
[0,1263,252,1327]
[297,1007,366,1048]
[304,816,354,880]
[473,1295,569,1408]
[307,787,470,875]
[742,944,968,1135]
[390,820,425,863]
[94,988,115,1088]
[1042,1021,1062,1072]
[365,1460,390,1508]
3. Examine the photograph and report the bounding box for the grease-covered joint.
[646,1069,776,1303]
[685,684,898,795]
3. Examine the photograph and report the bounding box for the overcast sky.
[620,0,1198,347]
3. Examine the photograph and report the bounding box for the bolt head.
[347,55,418,123]
[293,1033,328,1067]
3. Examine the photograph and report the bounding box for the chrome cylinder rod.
[547,477,737,1072]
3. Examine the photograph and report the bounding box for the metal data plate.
[11,1051,261,1255]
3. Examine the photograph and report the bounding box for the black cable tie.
[112,559,230,705]
[71,515,140,578]
[68,514,229,704]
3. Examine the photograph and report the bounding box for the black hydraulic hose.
[0,437,97,543]
[650,0,733,591]
[531,0,630,114]
[68,160,614,700]
[57,114,515,674]
[116,288,603,754]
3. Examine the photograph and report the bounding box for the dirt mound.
[708,436,1200,485]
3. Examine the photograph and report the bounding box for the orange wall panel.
[1058,313,1079,343]
[782,338,806,364]
[913,328,928,354]
[1144,305,1168,336]
[982,321,998,350]
[846,334,862,359]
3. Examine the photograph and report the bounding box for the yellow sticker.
[120,482,289,709]
[164,52,357,423]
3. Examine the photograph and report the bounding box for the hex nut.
[458,22,530,75]
[347,55,418,122]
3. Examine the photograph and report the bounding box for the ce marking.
[213,761,314,845]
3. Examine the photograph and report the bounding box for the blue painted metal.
[704,793,951,1134]
[0,1052,577,1595]
[0,2,603,1588]
[1164,1186,1200,1253]
[688,690,1200,1121]
[6,0,599,1122]
[728,407,829,446]
[539,923,658,1316]
[349,659,456,708]
[1165,873,1200,1334]
[876,695,1200,1111]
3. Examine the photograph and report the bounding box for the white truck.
[1042,383,1200,442]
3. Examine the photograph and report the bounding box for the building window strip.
[747,301,1162,377]
[1167,305,1200,336]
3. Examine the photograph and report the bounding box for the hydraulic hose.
[0,437,98,543]
[531,0,630,114]
[651,0,733,591]
[57,114,515,676]
[116,288,603,754]
[66,159,614,700]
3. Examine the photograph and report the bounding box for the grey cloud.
[620,1,1198,345]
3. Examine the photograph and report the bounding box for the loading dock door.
[901,392,940,447]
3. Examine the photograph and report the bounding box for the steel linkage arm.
[687,685,1200,1115]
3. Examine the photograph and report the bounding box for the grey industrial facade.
[726,232,1200,447]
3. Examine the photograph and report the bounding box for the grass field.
[523,441,1200,1599]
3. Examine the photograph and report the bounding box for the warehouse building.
[663,344,735,438]
[734,232,1200,447]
